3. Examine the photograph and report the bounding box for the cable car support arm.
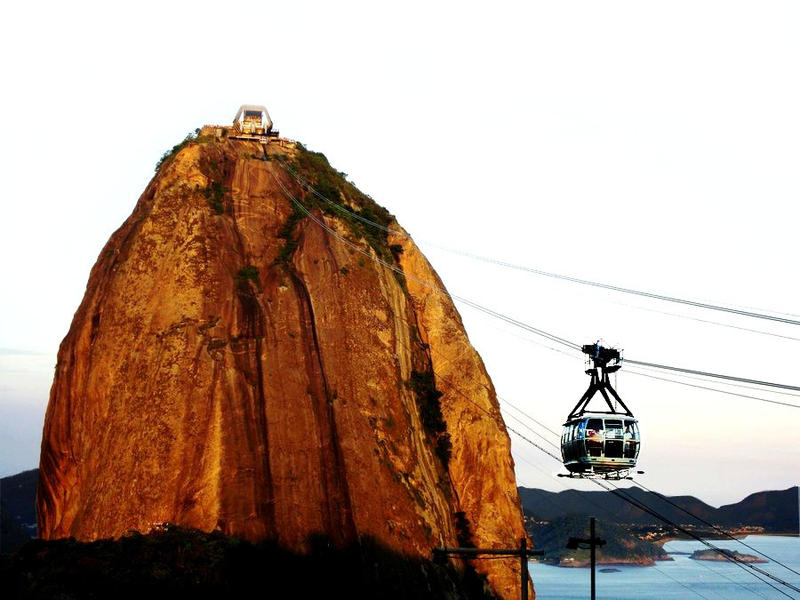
[567,344,633,419]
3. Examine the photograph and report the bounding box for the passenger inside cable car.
[561,414,640,474]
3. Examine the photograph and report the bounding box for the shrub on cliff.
[275,203,306,266]
[155,130,198,172]
[234,265,261,292]
[408,370,452,466]
[284,145,397,261]
[203,181,227,214]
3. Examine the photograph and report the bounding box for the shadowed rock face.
[37,133,532,599]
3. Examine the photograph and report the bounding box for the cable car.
[561,343,641,478]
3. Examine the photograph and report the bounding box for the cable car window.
[605,419,623,439]
[587,418,603,432]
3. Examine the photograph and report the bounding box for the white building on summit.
[231,105,279,142]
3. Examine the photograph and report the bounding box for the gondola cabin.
[561,412,640,474]
[560,342,641,478]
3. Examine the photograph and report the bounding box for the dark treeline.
[0,526,496,600]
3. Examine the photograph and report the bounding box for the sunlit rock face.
[37,132,532,599]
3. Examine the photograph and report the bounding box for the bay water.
[529,535,800,599]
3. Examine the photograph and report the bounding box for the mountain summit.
[37,125,530,598]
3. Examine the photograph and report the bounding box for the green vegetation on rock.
[408,370,452,467]
[154,130,198,172]
[275,202,307,266]
[690,548,766,563]
[203,181,227,214]
[234,265,261,292]
[283,144,398,261]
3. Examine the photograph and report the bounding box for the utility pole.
[566,516,606,600]
[433,538,543,600]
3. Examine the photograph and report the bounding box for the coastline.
[530,533,796,568]
[532,557,674,569]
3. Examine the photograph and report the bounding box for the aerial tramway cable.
[271,172,800,597]
[631,478,800,579]
[456,357,799,594]
[506,403,800,582]
[271,174,581,352]
[512,398,800,597]
[626,369,800,409]
[509,432,775,600]
[422,246,800,327]
[627,364,800,398]
[500,392,799,597]
[278,160,800,329]
[625,359,800,393]
[600,299,800,342]
[595,479,800,599]
[271,168,800,407]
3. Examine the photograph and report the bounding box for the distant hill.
[1,469,38,553]
[3,471,798,558]
[519,486,799,533]
[715,487,800,531]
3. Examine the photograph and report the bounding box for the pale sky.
[1,1,798,507]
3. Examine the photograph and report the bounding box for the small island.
[528,516,672,567]
[690,549,767,563]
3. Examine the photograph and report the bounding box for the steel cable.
[279,158,799,328]
[276,161,800,398]
[270,167,800,596]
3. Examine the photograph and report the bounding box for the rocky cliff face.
[38,130,532,599]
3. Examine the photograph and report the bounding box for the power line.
[269,176,799,596]
[446,390,746,596]
[626,369,800,409]
[632,478,800,579]
[271,173,581,353]
[501,372,795,594]
[276,162,800,401]
[279,159,800,328]
[513,407,800,581]
[426,245,800,328]
[511,438,755,600]
[602,297,800,342]
[500,397,561,439]
[629,364,800,398]
[625,359,800,393]
[595,479,799,599]
[512,439,726,600]
[272,175,800,419]
[498,397,798,596]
